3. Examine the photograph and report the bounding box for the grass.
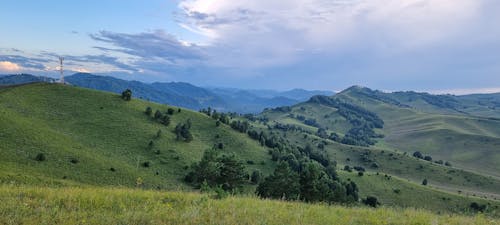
[335,88,500,178]
[1,185,498,225]
[0,83,274,189]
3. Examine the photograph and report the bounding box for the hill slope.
[0,83,274,189]
[335,86,500,178]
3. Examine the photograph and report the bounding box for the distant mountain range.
[0,73,334,113]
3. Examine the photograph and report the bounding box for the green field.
[1,185,498,225]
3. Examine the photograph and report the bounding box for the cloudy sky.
[1,0,499,93]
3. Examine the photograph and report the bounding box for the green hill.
[0,83,274,189]
[1,83,500,218]
[336,86,500,178]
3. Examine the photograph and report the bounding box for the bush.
[145,106,152,116]
[470,202,486,212]
[250,170,262,184]
[109,167,116,172]
[413,151,423,159]
[424,156,432,161]
[142,161,151,167]
[35,153,46,161]
[70,158,79,164]
[121,89,132,101]
[422,179,428,186]
[167,108,175,115]
[363,196,380,207]
[358,171,364,176]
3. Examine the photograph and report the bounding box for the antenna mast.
[59,56,64,84]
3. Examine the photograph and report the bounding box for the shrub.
[70,158,79,164]
[250,170,262,184]
[121,89,132,101]
[470,202,486,212]
[167,108,175,115]
[145,106,152,116]
[363,196,380,207]
[35,153,46,161]
[142,161,151,167]
[413,151,423,159]
[358,171,364,176]
[154,110,163,120]
[424,156,432,161]
[422,179,428,186]
[110,167,116,172]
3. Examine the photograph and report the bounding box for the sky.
[0,0,499,94]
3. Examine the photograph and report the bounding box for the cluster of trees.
[121,89,132,101]
[145,107,171,126]
[175,119,193,142]
[200,107,231,124]
[341,125,383,146]
[230,120,250,133]
[185,148,248,191]
[257,161,359,204]
[413,151,451,166]
[307,96,384,146]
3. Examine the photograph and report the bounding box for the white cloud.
[178,0,486,67]
[0,61,21,72]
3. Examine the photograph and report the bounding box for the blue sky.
[1,0,499,94]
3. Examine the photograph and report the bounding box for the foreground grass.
[0,186,497,225]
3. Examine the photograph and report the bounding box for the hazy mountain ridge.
[0,73,330,113]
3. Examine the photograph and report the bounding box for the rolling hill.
[1,83,499,220]
[0,82,275,189]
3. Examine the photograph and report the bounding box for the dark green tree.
[145,106,152,116]
[363,196,380,207]
[185,149,247,191]
[154,110,163,120]
[121,89,132,101]
[256,162,300,200]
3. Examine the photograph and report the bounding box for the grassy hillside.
[254,90,500,213]
[0,83,274,189]
[1,185,498,225]
[336,87,500,178]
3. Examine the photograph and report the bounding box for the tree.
[217,153,247,191]
[422,178,428,185]
[161,115,171,126]
[256,162,300,200]
[413,151,423,159]
[250,170,262,184]
[121,89,132,101]
[35,153,46,161]
[145,106,152,116]
[185,149,247,191]
[154,110,163,120]
[167,108,175,115]
[363,196,380,207]
[424,156,432,161]
[174,120,193,142]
